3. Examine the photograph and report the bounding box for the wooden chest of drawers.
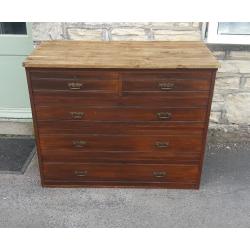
[23,41,218,189]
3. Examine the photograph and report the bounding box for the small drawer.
[43,163,199,183]
[30,69,117,94]
[39,134,203,153]
[35,107,207,122]
[121,71,211,94]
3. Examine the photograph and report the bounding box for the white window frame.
[206,22,250,44]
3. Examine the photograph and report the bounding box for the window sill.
[206,43,250,52]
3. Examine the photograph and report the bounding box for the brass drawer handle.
[70,112,84,120]
[68,82,83,90]
[155,141,169,149]
[153,171,166,178]
[159,82,175,91]
[157,112,172,120]
[72,140,87,148]
[74,170,87,177]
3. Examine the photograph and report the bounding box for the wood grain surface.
[23,41,219,69]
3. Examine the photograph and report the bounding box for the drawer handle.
[68,82,83,90]
[72,140,87,148]
[159,82,175,91]
[70,112,84,120]
[74,170,87,177]
[155,141,169,149]
[157,112,172,120]
[153,171,166,178]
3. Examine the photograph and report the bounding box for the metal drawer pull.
[74,170,87,177]
[157,112,172,120]
[70,112,84,120]
[153,171,166,178]
[155,141,169,148]
[68,82,83,90]
[72,140,87,148]
[159,82,175,91]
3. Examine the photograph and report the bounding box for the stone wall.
[207,44,250,140]
[32,22,201,41]
[32,22,250,140]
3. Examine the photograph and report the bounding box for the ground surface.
[0,142,249,228]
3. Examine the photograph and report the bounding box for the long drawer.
[41,150,200,163]
[43,163,200,183]
[39,134,203,152]
[35,106,207,122]
[37,121,205,135]
[33,91,210,107]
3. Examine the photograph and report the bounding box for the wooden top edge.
[23,40,219,69]
[23,64,219,69]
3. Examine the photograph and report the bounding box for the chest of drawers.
[24,41,218,189]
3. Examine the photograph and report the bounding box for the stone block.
[111,28,147,41]
[67,28,105,40]
[212,93,224,102]
[209,112,221,123]
[211,102,224,112]
[32,22,63,40]
[225,93,250,124]
[230,51,250,60]
[150,23,176,29]
[218,60,250,74]
[175,22,191,27]
[212,51,225,59]
[153,30,201,41]
[191,22,200,28]
[218,60,239,73]
[237,60,250,73]
[214,76,240,90]
[244,78,250,89]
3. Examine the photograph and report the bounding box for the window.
[205,22,250,44]
[0,22,27,35]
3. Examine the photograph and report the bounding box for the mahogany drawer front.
[33,91,210,107]
[41,150,200,163]
[43,163,200,183]
[31,79,117,94]
[35,107,207,122]
[30,71,117,94]
[37,121,205,135]
[39,134,203,153]
[121,71,211,93]
[122,79,210,94]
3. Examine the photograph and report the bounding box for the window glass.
[218,22,250,35]
[0,22,27,35]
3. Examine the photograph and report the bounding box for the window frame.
[206,22,250,45]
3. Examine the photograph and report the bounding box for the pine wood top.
[23,41,219,69]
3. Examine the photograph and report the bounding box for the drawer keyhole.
[74,170,87,177]
[155,141,169,149]
[70,112,85,120]
[72,140,87,148]
[159,82,175,91]
[157,112,172,120]
[153,171,167,178]
[68,82,83,90]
